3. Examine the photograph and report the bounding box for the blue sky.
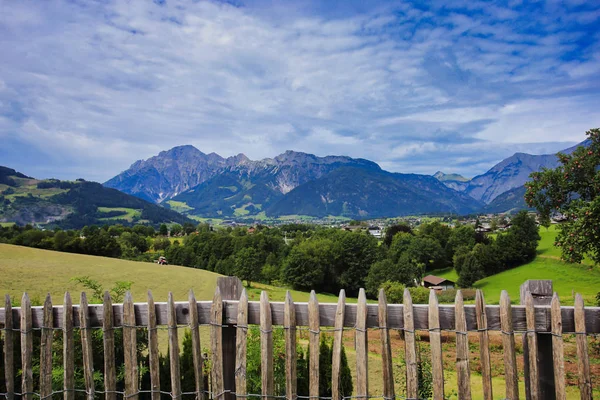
[1,0,599,182]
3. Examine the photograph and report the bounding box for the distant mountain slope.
[480,186,531,214]
[0,166,192,228]
[464,139,591,204]
[267,167,483,219]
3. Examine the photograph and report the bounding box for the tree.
[170,224,183,237]
[383,223,413,247]
[457,252,484,288]
[159,223,168,236]
[526,128,600,264]
[234,247,262,286]
[365,257,421,297]
[282,238,335,291]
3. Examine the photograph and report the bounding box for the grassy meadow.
[433,224,600,305]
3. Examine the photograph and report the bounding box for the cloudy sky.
[1,0,599,182]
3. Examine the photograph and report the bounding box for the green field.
[165,200,194,213]
[432,225,600,305]
[97,207,141,222]
[0,243,347,304]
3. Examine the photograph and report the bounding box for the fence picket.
[475,290,492,400]
[308,291,320,400]
[550,293,566,400]
[260,291,274,400]
[63,293,74,400]
[378,289,394,400]
[103,292,116,400]
[40,294,53,400]
[80,292,95,400]
[4,295,14,400]
[332,290,346,400]
[574,293,592,399]
[21,293,33,400]
[428,290,444,400]
[235,288,248,399]
[285,291,297,400]
[500,290,519,400]
[356,289,369,397]
[403,289,418,399]
[147,291,160,400]
[123,292,138,400]
[211,287,224,400]
[455,290,471,400]
[525,292,540,400]
[189,290,205,400]
[168,292,182,400]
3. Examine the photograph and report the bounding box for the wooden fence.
[0,278,598,400]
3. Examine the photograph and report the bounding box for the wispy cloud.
[0,0,599,181]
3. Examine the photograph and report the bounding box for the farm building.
[422,275,455,290]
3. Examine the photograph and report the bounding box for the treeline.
[1,211,541,294]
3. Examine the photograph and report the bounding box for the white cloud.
[0,0,598,180]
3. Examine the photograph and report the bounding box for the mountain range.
[103,140,589,219]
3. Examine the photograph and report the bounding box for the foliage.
[526,128,600,264]
[71,276,133,303]
[383,223,413,247]
[234,247,262,286]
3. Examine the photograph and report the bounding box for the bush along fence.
[0,277,599,400]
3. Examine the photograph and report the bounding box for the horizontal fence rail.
[0,278,598,400]
[1,301,599,333]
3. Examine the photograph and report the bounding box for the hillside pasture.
[97,207,141,222]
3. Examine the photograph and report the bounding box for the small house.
[367,226,382,238]
[422,275,455,290]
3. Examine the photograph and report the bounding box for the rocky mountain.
[0,166,192,228]
[267,167,483,218]
[433,171,470,192]
[106,146,381,204]
[104,145,230,203]
[453,139,591,205]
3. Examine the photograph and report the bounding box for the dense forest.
[0,211,540,294]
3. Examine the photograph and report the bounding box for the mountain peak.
[433,171,470,182]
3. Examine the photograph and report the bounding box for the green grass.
[432,226,600,305]
[97,207,141,222]
[0,222,16,227]
[0,244,351,304]
[474,257,600,305]
[165,200,194,213]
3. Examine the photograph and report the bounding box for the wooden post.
[217,277,243,400]
[520,280,555,400]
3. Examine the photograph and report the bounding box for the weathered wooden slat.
[455,290,471,400]
[331,290,346,400]
[525,293,540,400]
[103,292,116,400]
[500,291,519,400]
[308,291,320,400]
[2,301,600,333]
[4,295,14,400]
[475,290,492,400]
[550,293,566,400]
[189,290,204,400]
[284,291,297,400]
[574,294,592,399]
[428,290,443,400]
[355,289,368,398]
[235,288,248,399]
[378,289,394,400]
[260,291,274,400]
[211,287,224,400]
[404,289,418,399]
[40,294,53,400]
[63,293,74,400]
[123,292,138,400]
[21,293,33,400]
[80,293,95,400]
[147,291,160,400]
[168,292,182,400]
